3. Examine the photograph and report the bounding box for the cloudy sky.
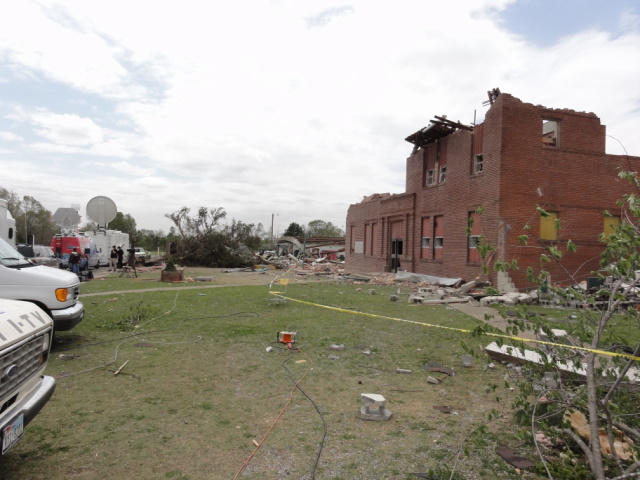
[1,0,639,235]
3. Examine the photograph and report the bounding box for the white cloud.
[0,131,23,142]
[0,0,639,234]
[28,110,104,146]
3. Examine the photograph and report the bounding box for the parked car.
[134,247,146,263]
[17,244,59,268]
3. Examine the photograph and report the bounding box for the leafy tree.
[0,188,56,244]
[306,219,344,237]
[108,212,137,237]
[135,228,166,252]
[22,196,57,244]
[166,206,226,238]
[284,222,305,237]
[472,171,640,480]
[82,222,99,232]
[223,219,262,251]
[0,187,22,218]
[165,206,261,267]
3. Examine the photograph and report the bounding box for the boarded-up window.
[540,212,559,240]
[468,212,482,263]
[433,215,444,260]
[603,216,620,239]
[473,123,484,156]
[421,217,431,259]
[371,223,378,255]
[364,224,370,256]
[390,220,404,241]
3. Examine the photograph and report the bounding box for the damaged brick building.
[345,91,640,290]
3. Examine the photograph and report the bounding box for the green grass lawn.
[0,277,588,479]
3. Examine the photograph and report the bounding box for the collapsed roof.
[405,115,473,154]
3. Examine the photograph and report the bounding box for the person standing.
[109,245,118,271]
[117,246,124,269]
[69,247,81,274]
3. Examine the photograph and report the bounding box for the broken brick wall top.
[345,92,640,288]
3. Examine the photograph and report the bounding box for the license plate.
[2,414,24,454]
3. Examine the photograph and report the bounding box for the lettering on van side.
[5,310,49,335]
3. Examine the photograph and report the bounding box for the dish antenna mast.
[86,196,118,230]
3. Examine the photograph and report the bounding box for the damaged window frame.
[439,165,447,183]
[421,237,430,248]
[473,154,483,174]
[434,237,443,248]
[426,169,434,186]
[542,118,560,147]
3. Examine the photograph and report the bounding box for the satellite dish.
[53,207,81,229]
[86,196,117,227]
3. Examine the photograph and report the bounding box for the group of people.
[108,245,125,271]
[67,247,82,274]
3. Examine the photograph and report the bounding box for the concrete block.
[359,393,392,421]
[462,354,473,368]
[408,294,424,304]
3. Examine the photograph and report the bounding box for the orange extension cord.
[232,348,313,479]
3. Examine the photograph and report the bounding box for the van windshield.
[0,237,34,267]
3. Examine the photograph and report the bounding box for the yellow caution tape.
[270,293,640,362]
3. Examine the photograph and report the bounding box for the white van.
[83,229,129,266]
[1,200,84,331]
[0,299,56,454]
[0,237,85,331]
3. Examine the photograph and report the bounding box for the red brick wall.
[346,93,640,289]
[496,95,626,286]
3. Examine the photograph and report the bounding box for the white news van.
[1,199,84,331]
[0,298,56,454]
[83,229,129,266]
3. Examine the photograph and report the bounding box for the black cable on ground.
[282,347,328,480]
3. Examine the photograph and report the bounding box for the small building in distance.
[345,90,640,290]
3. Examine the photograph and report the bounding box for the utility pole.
[271,213,274,250]
[270,213,278,250]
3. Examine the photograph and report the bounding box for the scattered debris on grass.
[423,362,455,376]
[564,410,637,460]
[495,445,535,469]
[113,360,129,375]
[358,393,392,421]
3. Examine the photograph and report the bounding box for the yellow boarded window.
[603,216,620,238]
[540,212,559,240]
